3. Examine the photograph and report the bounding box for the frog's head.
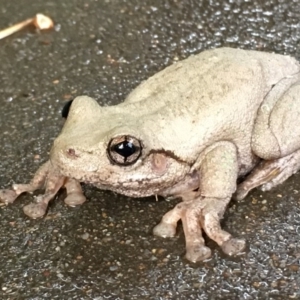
[50,96,191,197]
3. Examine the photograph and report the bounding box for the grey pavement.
[0,0,300,299]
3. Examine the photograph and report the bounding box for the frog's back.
[122,48,300,161]
[124,47,300,109]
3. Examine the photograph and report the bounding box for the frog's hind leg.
[235,150,300,200]
[252,76,300,160]
[240,75,300,199]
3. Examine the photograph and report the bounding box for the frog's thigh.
[235,150,300,200]
[252,76,300,159]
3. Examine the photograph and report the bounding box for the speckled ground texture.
[1,0,300,299]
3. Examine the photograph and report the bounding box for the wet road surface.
[0,0,300,299]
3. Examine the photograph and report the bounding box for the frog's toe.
[0,189,19,204]
[23,202,47,219]
[221,238,246,256]
[153,221,176,238]
[64,192,86,206]
[153,201,183,238]
[234,186,249,201]
[185,244,212,262]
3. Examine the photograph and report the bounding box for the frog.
[1,47,300,262]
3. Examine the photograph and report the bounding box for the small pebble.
[81,233,90,240]
[109,265,118,271]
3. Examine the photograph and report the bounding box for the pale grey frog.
[1,47,300,262]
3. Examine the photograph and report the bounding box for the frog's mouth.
[91,173,199,199]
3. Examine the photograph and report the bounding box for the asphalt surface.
[0,0,300,299]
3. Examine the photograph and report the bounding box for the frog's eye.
[107,135,142,166]
[61,99,74,119]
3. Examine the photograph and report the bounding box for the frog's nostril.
[66,148,79,158]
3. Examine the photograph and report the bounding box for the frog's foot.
[0,161,50,205]
[23,192,60,219]
[153,197,245,262]
[235,150,300,200]
[23,170,67,218]
[0,189,19,204]
[0,161,85,218]
[64,178,86,206]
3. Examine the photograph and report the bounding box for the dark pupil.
[61,99,74,119]
[113,141,136,161]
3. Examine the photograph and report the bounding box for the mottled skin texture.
[1,47,300,262]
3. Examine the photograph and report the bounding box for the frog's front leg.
[0,161,51,204]
[0,161,86,218]
[23,170,66,218]
[154,142,246,262]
